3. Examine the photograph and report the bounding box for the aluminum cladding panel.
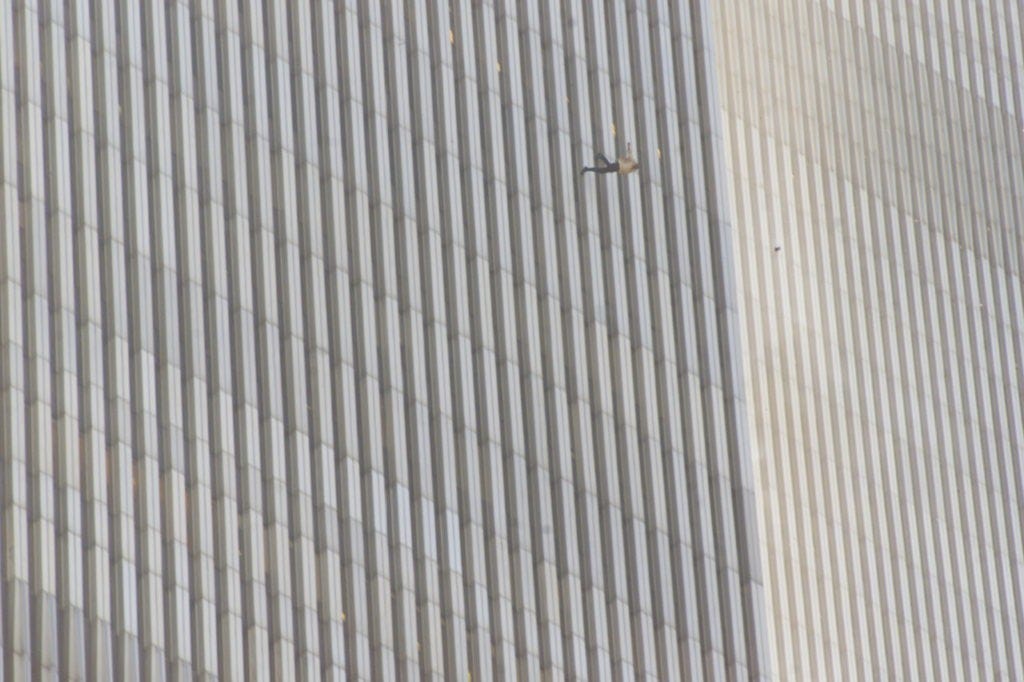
[0,0,766,679]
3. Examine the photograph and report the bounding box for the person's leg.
[581,162,619,175]
[584,153,608,174]
[582,153,619,174]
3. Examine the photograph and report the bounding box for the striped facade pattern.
[714,0,1024,679]
[1,0,768,680]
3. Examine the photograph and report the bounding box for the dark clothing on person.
[581,153,619,175]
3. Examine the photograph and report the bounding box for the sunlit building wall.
[712,0,1024,679]
[0,1,768,680]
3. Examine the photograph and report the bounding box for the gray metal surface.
[714,0,1024,678]
[0,0,766,679]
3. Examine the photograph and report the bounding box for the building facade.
[1,0,767,680]
[5,1,1023,680]
[713,0,1024,679]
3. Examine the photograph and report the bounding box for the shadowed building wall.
[712,0,1024,679]
[0,0,767,679]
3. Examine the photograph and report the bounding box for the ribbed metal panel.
[1,1,766,679]
[714,0,1024,679]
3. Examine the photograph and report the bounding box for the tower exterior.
[1,1,766,679]
[6,1,1022,680]
[713,1,1024,679]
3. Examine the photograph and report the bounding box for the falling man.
[581,142,639,176]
